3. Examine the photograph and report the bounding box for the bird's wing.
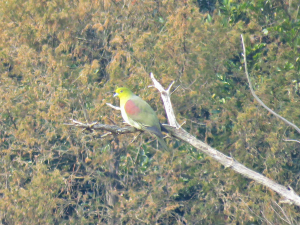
[124,96,163,137]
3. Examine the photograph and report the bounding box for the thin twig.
[130,131,143,144]
[241,34,300,134]
[100,132,112,138]
[167,80,175,93]
[283,139,300,144]
[271,200,292,224]
[106,103,121,110]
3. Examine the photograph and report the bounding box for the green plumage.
[114,87,169,151]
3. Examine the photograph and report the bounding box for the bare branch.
[149,72,180,128]
[165,125,300,206]
[67,73,300,207]
[283,139,300,144]
[106,103,121,111]
[240,34,300,134]
[271,200,292,224]
[149,72,300,207]
[167,80,175,92]
[66,117,300,206]
[65,119,136,134]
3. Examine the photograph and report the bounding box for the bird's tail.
[157,136,169,151]
[160,123,169,133]
[144,126,169,151]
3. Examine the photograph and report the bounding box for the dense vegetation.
[0,0,300,224]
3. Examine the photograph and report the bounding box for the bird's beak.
[113,93,118,97]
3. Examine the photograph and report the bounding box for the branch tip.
[106,103,121,111]
[167,81,175,93]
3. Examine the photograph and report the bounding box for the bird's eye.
[120,90,123,93]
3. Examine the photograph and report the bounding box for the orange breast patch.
[125,100,140,115]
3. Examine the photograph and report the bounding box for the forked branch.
[67,72,300,207]
[149,73,300,207]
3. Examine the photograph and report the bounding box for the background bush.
[0,0,300,223]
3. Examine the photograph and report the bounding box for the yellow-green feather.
[114,87,169,151]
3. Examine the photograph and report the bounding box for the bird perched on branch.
[114,87,169,151]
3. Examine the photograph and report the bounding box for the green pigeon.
[114,87,169,151]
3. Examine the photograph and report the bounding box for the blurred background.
[0,0,300,223]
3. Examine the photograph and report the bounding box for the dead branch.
[240,34,300,134]
[66,73,300,207]
[149,73,300,207]
[64,119,136,134]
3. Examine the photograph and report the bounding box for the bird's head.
[114,87,133,99]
